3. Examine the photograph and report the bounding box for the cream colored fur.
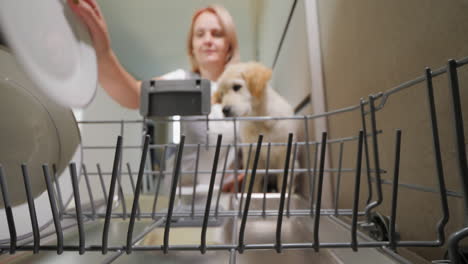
[215,62,298,193]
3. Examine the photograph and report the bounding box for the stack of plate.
[0,0,98,242]
[0,45,83,242]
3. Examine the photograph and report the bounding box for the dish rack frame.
[0,57,467,264]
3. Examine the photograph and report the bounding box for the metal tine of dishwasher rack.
[52,164,65,218]
[310,141,319,216]
[364,95,384,218]
[42,165,64,255]
[424,67,449,246]
[200,134,222,254]
[163,135,185,254]
[262,142,271,218]
[96,163,108,203]
[447,58,468,264]
[333,141,344,216]
[233,118,239,197]
[81,164,96,220]
[172,143,181,201]
[179,156,183,200]
[126,163,141,220]
[387,61,458,251]
[118,121,127,221]
[384,62,463,254]
[351,130,364,252]
[102,136,123,255]
[21,164,40,253]
[389,129,402,251]
[238,143,253,216]
[215,144,231,218]
[313,132,327,252]
[70,163,85,255]
[116,165,126,221]
[369,61,458,250]
[448,59,468,222]
[275,133,293,253]
[0,166,17,254]
[126,135,150,254]
[303,116,313,212]
[286,142,298,217]
[360,99,373,206]
[152,145,167,220]
[239,134,264,254]
[192,143,201,218]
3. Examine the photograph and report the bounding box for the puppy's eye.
[232,84,241,91]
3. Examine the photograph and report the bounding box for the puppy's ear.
[212,91,222,104]
[243,62,272,98]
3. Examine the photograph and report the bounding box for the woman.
[68,0,239,105]
[68,0,242,190]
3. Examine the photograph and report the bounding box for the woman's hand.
[67,0,141,109]
[67,0,111,58]
[222,173,245,193]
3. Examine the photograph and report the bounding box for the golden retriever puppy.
[214,62,298,193]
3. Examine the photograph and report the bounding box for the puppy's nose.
[222,106,231,117]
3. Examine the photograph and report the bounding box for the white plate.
[0,0,97,108]
[0,46,82,242]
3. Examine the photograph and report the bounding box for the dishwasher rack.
[0,56,467,264]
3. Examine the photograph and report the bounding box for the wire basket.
[0,57,467,264]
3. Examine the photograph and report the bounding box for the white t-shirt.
[161,69,237,189]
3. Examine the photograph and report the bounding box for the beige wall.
[317,0,468,261]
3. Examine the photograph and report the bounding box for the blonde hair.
[187,5,240,74]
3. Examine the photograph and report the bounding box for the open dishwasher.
[0,53,467,263]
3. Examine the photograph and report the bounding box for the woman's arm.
[68,0,141,109]
[98,52,141,109]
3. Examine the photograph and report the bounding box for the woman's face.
[192,12,229,69]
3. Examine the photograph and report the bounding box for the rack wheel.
[368,212,391,241]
